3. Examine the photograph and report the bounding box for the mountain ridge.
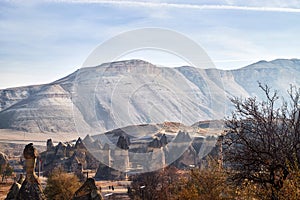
[0,58,299,134]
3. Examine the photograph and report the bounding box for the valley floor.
[0,129,78,146]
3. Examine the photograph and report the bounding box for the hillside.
[0,59,299,134]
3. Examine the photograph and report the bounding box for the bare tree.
[224,84,300,199]
[129,166,179,200]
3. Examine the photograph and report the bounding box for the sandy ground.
[0,129,79,146]
[96,180,131,199]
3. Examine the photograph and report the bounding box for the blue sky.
[0,0,300,89]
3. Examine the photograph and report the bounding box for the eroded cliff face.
[0,85,43,111]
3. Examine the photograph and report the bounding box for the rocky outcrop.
[40,138,99,177]
[5,175,24,200]
[148,134,168,148]
[172,145,197,168]
[116,135,130,150]
[163,131,192,167]
[82,135,94,148]
[69,153,84,181]
[73,178,103,200]
[0,152,8,173]
[55,142,67,158]
[160,134,168,146]
[111,149,129,172]
[16,143,46,200]
[148,138,161,148]
[5,182,21,200]
[46,139,54,151]
[82,135,102,151]
[94,164,124,181]
[75,138,85,149]
[173,131,192,143]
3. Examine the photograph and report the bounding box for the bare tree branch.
[224,84,300,199]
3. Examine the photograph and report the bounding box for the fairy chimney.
[16,143,46,200]
[73,178,103,200]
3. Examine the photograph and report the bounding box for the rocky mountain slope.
[0,59,299,134]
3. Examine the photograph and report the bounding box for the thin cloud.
[54,0,300,13]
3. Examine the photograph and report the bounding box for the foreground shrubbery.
[224,84,300,200]
[130,159,300,200]
[44,167,81,200]
[174,159,235,200]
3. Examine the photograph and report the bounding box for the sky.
[0,0,300,89]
